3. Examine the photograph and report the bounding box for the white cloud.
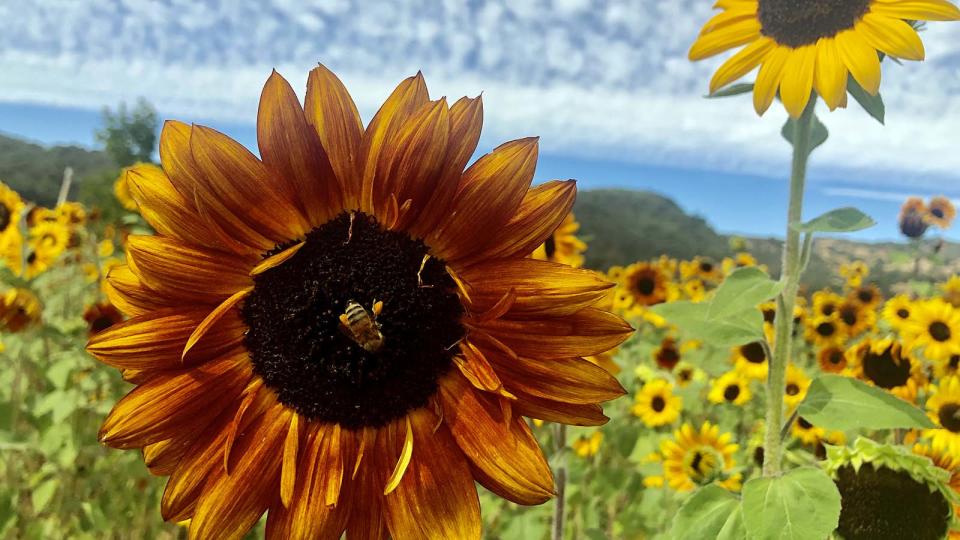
[0,0,959,190]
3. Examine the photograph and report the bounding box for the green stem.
[762,98,816,477]
[552,423,567,540]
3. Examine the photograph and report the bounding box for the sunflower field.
[3,1,960,539]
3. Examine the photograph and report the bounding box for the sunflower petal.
[836,27,882,95]
[753,45,791,115]
[688,18,762,60]
[709,37,775,94]
[485,353,625,405]
[513,392,610,426]
[182,287,251,360]
[780,45,817,118]
[814,38,849,111]
[858,13,925,61]
[871,0,960,21]
[470,307,633,359]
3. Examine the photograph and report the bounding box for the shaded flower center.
[544,234,557,260]
[938,403,960,433]
[950,355,960,370]
[862,346,910,389]
[723,384,741,402]
[835,463,950,540]
[656,344,680,370]
[786,383,800,396]
[816,321,836,337]
[0,203,11,232]
[932,208,945,219]
[635,276,656,296]
[758,0,872,48]
[821,303,836,317]
[828,350,844,365]
[651,395,666,413]
[840,306,858,327]
[930,321,952,342]
[685,447,721,483]
[700,261,714,273]
[857,289,874,304]
[896,308,910,320]
[798,417,813,430]
[741,342,766,364]
[243,212,465,429]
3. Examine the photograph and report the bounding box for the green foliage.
[708,83,754,98]
[706,267,783,320]
[799,375,936,431]
[671,485,744,540]
[795,207,876,234]
[781,114,828,155]
[847,76,885,125]
[741,467,841,540]
[94,99,158,168]
[0,135,113,206]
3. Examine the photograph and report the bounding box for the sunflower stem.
[763,97,817,477]
[552,423,567,540]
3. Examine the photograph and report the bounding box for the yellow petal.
[836,27,881,95]
[871,0,960,21]
[689,18,762,60]
[753,45,791,115]
[383,416,414,495]
[710,37,775,94]
[280,413,300,508]
[780,45,817,118]
[814,38,849,111]
[858,13,925,61]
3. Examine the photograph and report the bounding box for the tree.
[94,98,158,167]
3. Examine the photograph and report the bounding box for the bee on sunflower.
[904,299,960,361]
[708,371,753,406]
[85,67,632,539]
[850,338,925,402]
[658,422,742,492]
[883,294,916,331]
[531,211,586,268]
[689,0,960,117]
[632,379,682,428]
[926,196,957,230]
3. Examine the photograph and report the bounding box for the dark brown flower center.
[932,208,945,219]
[636,276,656,296]
[821,303,836,317]
[816,321,836,337]
[700,261,714,273]
[758,0,872,48]
[857,288,874,304]
[723,384,741,402]
[243,212,465,429]
[741,342,766,364]
[544,234,557,260]
[939,403,960,433]
[950,355,960,370]
[862,345,911,389]
[656,344,681,370]
[0,203,11,232]
[840,306,858,327]
[651,395,666,413]
[786,383,800,396]
[930,321,952,342]
[829,350,845,365]
[896,308,910,320]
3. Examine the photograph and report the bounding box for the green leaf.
[798,374,936,430]
[46,357,74,389]
[707,267,783,320]
[31,478,58,514]
[650,302,764,347]
[848,75,885,124]
[782,114,828,154]
[708,83,754,98]
[794,207,876,233]
[718,505,747,540]
[671,485,743,540]
[741,467,841,540]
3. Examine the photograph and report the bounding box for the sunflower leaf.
[848,76,885,125]
[651,301,763,347]
[798,374,936,430]
[741,467,840,540]
[794,207,876,233]
[707,83,754,98]
[707,267,783,320]
[781,114,828,154]
[670,485,744,540]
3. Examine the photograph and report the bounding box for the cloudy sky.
[2,0,959,240]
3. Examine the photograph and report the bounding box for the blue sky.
[2,0,959,241]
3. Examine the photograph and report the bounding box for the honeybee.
[338,299,385,352]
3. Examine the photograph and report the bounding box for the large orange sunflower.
[86,66,631,539]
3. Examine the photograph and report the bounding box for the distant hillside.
[575,189,956,293]
[0,133,114,206]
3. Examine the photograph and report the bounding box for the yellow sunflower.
[792,416,826,446]
[0,288,41,332]
[817,345,849,373]
[849,283,882,310]
[682,278,708,303]
[942,276,960,308]
[674,361,704,388]
[721,252,762,274]
[839,261,869,288]
[680,256,723,283]
[883,294,916,331]
[926,196,957,229]
[783,364,811,409]
[572,431,603,459]
[925,376,960,456]
[835,298,876,338]
[689,0,960,117]
[632,379,683,427]
[0,180,24,242]
[708,371,752,406]
[812,289,844,318]
[935,354,960,381]
[805,314,844,347]
[620,261,671,308]
[731,340,769,380]
[660,422,741,492]
[85,67,632,539]
[851,338,923,402]
[904,299,960,361]
[23,221,70,278]
[900,197,930,239]
[56,201,86,226]
[531,211,586,268]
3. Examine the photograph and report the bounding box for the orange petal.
[104,264,178,317]
[143,435,193,477]
[280,412,302,508]
[305,64,364,208]
[513,392,609,426]
[454,340,506,394]
[182,287,251,360]
[259,70,343,227]
[345,429,389,540]
[98,351,252,449]
[87,306,244,370]
[486,351,624,405]
[381,409,481,540]
[431,138,539,264]
[440,374,554,505]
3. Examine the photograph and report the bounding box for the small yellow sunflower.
[812,289,844,318]
[0,288,41,332]
[55,201,86,226]
[934,354,960,381]
[942,276,960,308]
[925,376,960,456]
[817,345,849,373]
[904,300,960,361]
[849,283,882,309]
[722,252,761,275]
[840,261,869,288]
[85,66,632,538]
[793,416,826,446]
[0,180,24,241]
[572,431,603,459]
[680,256,723,283]
[709,371,753,406]
[673,361,704,388]
[682,278,708,303]
[732,340,769,380]
[24,221,70,278]
[660,422,741,492]
[620,261,671,308]
[835,298,876,338]
[900,197,930,239]
[689,0,960,117]
[805,315,844,347]
[783,364,811,409]
[852,338,924,402]
[632,379,683,428]
[531,211,586,268]
[926,196,957,229]
[883,294,916,331]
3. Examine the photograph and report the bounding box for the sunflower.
[935,354,960,380]
[708,371,752,406]
[689,0,960,117]
[571,431,603,459]
[927,196,957,230]
[85,67,632,539]
[632,379,682,427]
[943,276,960,308]
[116,165,147,212]
[673,361,703,388]
[783,364,811,409]
[817,345,849,373]
[83,302,125,336]
[851,338,923,402]
[682,278,708,303]
[56,201,86,226]
[620,262,671,308]
[721,252,761,274]
[805,315,843,347]
[904,299,960,361]
[680,256,722,283]
[840,261,869,288]
[653,337,681,371]
[731,340,769,380]
[660,422,741,492]
[792,416,826,446]
[23,221,70,278]
[0,181,24,241]
[900,197,930,239]
[835,298,876,338]
[850,283,882,309]
[925,376,960,456]
[0,288,41,332]
[531,211,586,268]
[883,294,916,331]
[812,289,843,318]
